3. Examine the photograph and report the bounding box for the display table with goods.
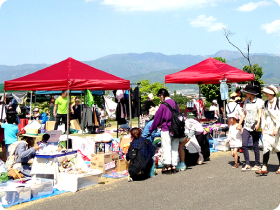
[30,133,102,193]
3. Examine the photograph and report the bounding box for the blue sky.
[0,0,279,65]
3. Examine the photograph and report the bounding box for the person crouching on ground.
[256,85,280,176]
[13,128,41,177]
[227,113,243,168]
[149,88,182,174]
[126,128,155,181]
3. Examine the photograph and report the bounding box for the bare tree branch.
[223,28,253,73]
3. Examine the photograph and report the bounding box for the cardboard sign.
[45,130,62,142]
[104,161,116,171]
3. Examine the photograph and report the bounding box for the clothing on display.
[219,79,229,100]
[104,96,117,120]
[132,87,141,117]
[116,90,127,125]
[0,103,7,123]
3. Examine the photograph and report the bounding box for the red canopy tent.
[3,57,131,138]
[165,57,254,84]
[4,57,130,91]
[165,57,255,119]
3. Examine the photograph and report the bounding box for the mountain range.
[0,50,280,92]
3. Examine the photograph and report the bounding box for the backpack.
[163,102,185,138]
[6,141,28,170]
[128,139,150,176]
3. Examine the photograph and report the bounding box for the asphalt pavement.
[19,151,280,210]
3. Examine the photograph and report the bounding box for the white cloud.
[0,0,7,8]
[237,1,272,12]
[261,20,280,35]
[190,15,226,32]
[86,0,224,11]
[274,0,280,6]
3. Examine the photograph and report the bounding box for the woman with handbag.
[256,85,280,175]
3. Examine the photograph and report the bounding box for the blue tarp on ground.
[2,188,68,208]
[35,90,104,96]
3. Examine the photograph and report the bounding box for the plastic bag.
[0,159,8,173]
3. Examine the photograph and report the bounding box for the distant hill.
[0,50,280,87]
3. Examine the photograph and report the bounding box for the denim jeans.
[242,129,260,165]
[6,144,11,157]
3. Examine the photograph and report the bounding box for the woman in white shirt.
[209,100,219,119]
[256,85,280,176]
[226,92,243,119]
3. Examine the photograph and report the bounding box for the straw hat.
[262,85,278,95]
[148,93,154,100]
[23,128,39,137]
[229,92,238,102]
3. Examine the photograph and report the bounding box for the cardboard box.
[90,153,119,175]
[116,159,128,172]
[46,121,56,131]
[120,137,131,149]
[70,119,81,131]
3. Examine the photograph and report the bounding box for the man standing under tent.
[53,91,68,133]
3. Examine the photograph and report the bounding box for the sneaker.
[176,162,187,171]
[251,165,261,171]
[241,164,250,171]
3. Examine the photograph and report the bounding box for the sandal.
[171,166,177,174]
[255,169,268,176]
[162,165,172,174]
[232,163,239,169]
[276,167,280,174]
[241,164,250,171]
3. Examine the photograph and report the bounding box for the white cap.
[148,93,154,100]
[212,100,217,104]
[33,108,39,112]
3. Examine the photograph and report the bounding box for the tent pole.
[67,89,70,149]
[30,91,32,121]
[198,84,201,119]
[1,90,5,122]
[81,93,83,135]
[129,89,132,128]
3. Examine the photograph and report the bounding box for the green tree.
[243,64,264,84]
[200,57,226,102]
[138,79,166,106]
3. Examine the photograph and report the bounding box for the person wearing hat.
[237,84,264,171]
[256,85,280,175]
[209,100,219,119]
[32,107,40,120]
[143,93,156,115]
[227,112,243,168]
[12,128,41,177]
[226,92,243,121]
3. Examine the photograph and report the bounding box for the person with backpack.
[126,128,155,181]
[256,85,280,175]
[149,89,185,174]
[237,84,264,171]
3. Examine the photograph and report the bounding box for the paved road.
[20,151,280,210]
